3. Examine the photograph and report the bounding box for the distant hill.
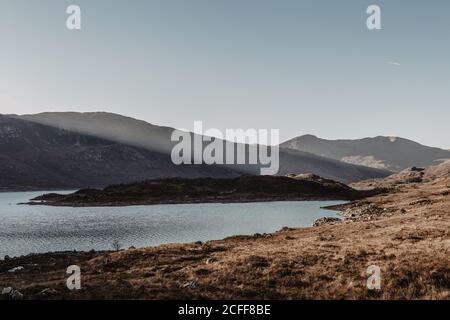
[350,160,450,190]
[281,135,450,172]
[0,113,390,190]
[17,112,389,182]
[273,147,388,183]
[0,115,237,191]
[17,112,176,155]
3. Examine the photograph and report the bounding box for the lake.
[0,191,343,258]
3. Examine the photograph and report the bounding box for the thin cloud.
[389,62,401,66]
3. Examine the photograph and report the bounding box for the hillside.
[0,113,390,187]
[0,115,237,191]
[16,112,176,155]
[281,135,450,172]
[350,160,450,190]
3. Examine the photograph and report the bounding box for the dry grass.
[1,178,449,300]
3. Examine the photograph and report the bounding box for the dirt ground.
[1,177,449,300]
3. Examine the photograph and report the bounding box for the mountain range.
[281,134,450,172]
[3,112,449,191]
[0,115,238,191]
[0,112,393,190]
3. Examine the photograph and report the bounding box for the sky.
[1,0,449,148]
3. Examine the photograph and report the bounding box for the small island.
[29,174,383,207]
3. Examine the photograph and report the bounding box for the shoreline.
[24,196,350,208]
[1,176,448,300]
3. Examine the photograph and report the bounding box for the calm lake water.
[0,191,343,258]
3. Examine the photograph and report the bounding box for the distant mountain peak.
[299,134,319,139]
[281,134,450,172]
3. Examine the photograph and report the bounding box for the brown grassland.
[0,172,449,300]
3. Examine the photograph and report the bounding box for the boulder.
[313,217,341,227]
[37,288,59,298]
[1,287,24,300]
[1,287,13,295]
[8,266,24,273]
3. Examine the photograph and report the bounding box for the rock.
[37,288,59,297]
[1,287,24,300]
[280,227,295,232]
[313,217,341,227]
[287,173,321,180]
[11,290,23,300]
[8,266,24,273]
[339,203,395,222]
[2,287,13,295]
[181,281,197,289]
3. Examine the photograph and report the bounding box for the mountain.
[16,112,176,155]
[272,147,388,183]
[17,112,390,182]
[0,115,237,191]
[281,135,450,172]
[0,113,390,190]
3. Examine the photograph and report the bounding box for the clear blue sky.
[1,0,449,148]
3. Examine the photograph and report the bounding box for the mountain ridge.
[0,115,238,191]
[0,112,390,188]
[281,134,450,172]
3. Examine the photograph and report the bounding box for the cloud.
[388,62,401,66]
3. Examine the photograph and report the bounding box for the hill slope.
[9,112,389,184]
[281,135,450,172]
[17,112,176,155]
[350,160,450,190]
[0,116,237,191]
